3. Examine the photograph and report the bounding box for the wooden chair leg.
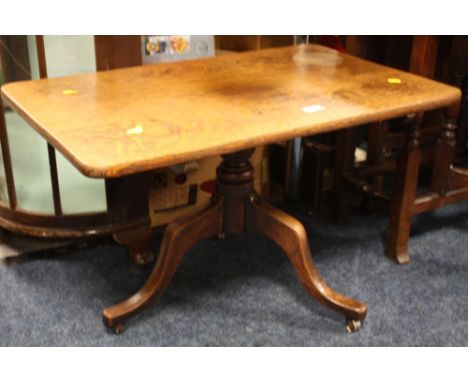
[362,121,388,214]
[367,122,387,192]
[246,198,367,331]
[450,36,468,150]
[102,199,223,333]
[456,76,468,151]
[385,117,422,264]
[431,105,459,195]
[332,127,359,223]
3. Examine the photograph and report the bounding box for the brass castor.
[130,250,155,266]
[111,323,126,335]
[346,319,361,333]
[218,232,226,240]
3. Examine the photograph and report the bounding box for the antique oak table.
[1,44,460,334]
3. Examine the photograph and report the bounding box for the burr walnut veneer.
[1,44,461,334]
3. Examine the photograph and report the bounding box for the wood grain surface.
[1,44,461,178]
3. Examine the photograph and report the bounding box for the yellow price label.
[63,89,78,95]
[387,78,402,84]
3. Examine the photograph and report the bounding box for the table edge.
[1,85,461,179]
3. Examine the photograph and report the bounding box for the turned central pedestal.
[102,149,367,334]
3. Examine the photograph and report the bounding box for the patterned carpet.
[0,201,467,346]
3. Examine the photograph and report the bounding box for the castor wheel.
[346,319,361,333]
[111,322,126,335]
[218,232,226,240]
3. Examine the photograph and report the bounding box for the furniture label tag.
[62,89,78,95]
[302,104,326,113]
[387,77,402,84]
[126,124,144,135]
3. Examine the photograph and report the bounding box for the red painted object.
[200,179,216,194]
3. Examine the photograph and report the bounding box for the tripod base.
[102,149,367,333]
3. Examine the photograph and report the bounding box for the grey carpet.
[0,201,467,346]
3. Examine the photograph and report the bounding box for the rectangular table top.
[1,44,461,178]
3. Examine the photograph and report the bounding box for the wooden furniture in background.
[0,36,153,265]
[332,36,468,263]
[387,36,468,263]
[2,44,460,333]
[450,37,468,155]
[94,36,142,71]
[0,36,31,84]
[332,36,442,224]
[215,35,294,52]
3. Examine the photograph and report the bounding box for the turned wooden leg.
[332,127,359,223]
[455,76,468,151]
[246,197,367,331]
[431,105,459,195]
[102,199,223,333]
[450,37,468,151]
[386,116,422,264]
[113,226,155,266]
[367,122,387,191]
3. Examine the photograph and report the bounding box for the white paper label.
[302,104,326,113]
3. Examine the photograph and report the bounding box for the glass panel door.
[43,35,107,214]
